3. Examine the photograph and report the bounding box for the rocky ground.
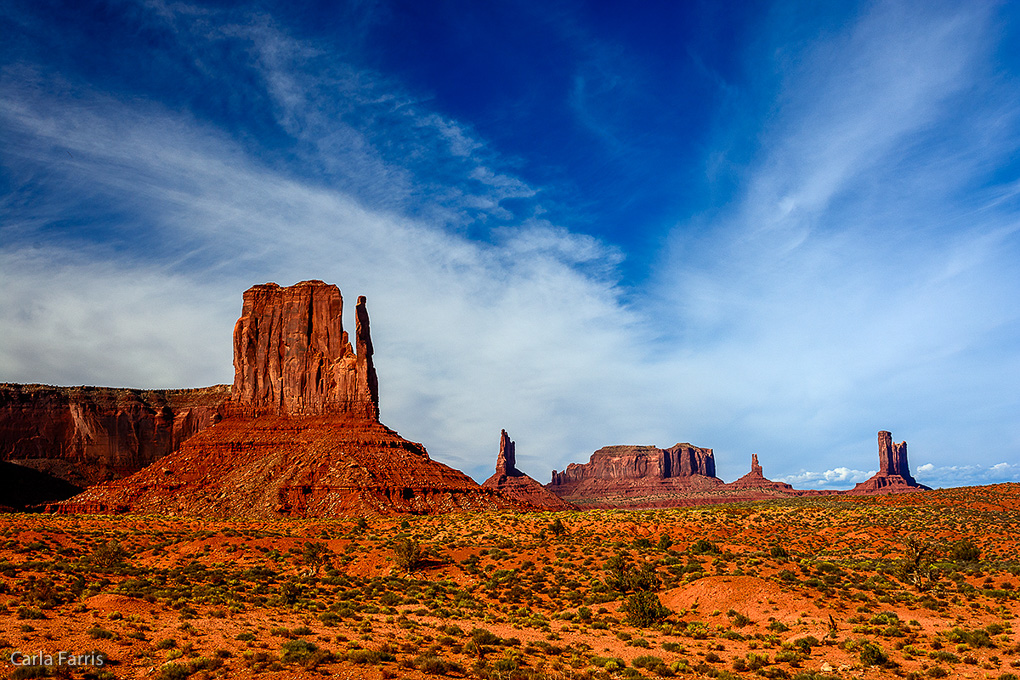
[1,484,1019,680]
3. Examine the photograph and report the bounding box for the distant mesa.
[481,429,574,511]
[51,281,531,517]
[848,431,931,495]
[546,443,725,508]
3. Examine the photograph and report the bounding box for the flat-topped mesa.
[849,430,930,495]
[549,443,717,487]
[230,281,378,419]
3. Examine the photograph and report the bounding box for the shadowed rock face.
[52,281,531,518]
[482,430,574,511]
[0,384,229,489]
[849,431,930,495]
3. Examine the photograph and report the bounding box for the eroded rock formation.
[547,443,724,507]
[52,281,532,517]
[848,431,930,495]
[231,281,378,419]
[726,454,795,493]
[482,430,574,510]
[0,384,229,489]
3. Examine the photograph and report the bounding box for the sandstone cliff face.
[53,281,532,517]
[482,430,574,511]
[547,442,723,508]
[550,443,717,488]
[849,431,930,495]
[0,384,229,488]
[231,281,378,419]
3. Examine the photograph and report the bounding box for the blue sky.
[2,0,1019,488]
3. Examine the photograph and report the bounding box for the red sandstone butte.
[52,281,527,518]
[546,443,724,508]
[481,430,574,511]
[0,383,228,488]
[726,454,796,492]
[231,281,378,419]
[848,430,931,495]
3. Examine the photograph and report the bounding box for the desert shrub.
[927,667,949,678]
[347,649,382,665]
[633,655,665,669]
[690,539,720,555]
[87,626,115,640]
[414,653,461,675]
[951,540,981,562]
[86,541,130,571]
[730,611,752,627]
[154,664,192,680]
[393,538,424,573]
[945,627,994,648]
[771,545,789,559]
[858,642,888,667]
[320,612,342,626]
[622,591,670,627]
[280,639,318,663]
[548,518,567,537]
[9,666,53,680]
[470,628,501,645]
[16,607,45,620]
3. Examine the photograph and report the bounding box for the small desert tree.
[301,541,331,576]
[897,536,940,590]
[394,538,424,573]
[622,591,671,627]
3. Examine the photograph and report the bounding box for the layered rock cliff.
[547,443,723,507]
[0,384,229,489]
[848,431,930,495]
[52,281,531,518]
[482,430,574,511]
